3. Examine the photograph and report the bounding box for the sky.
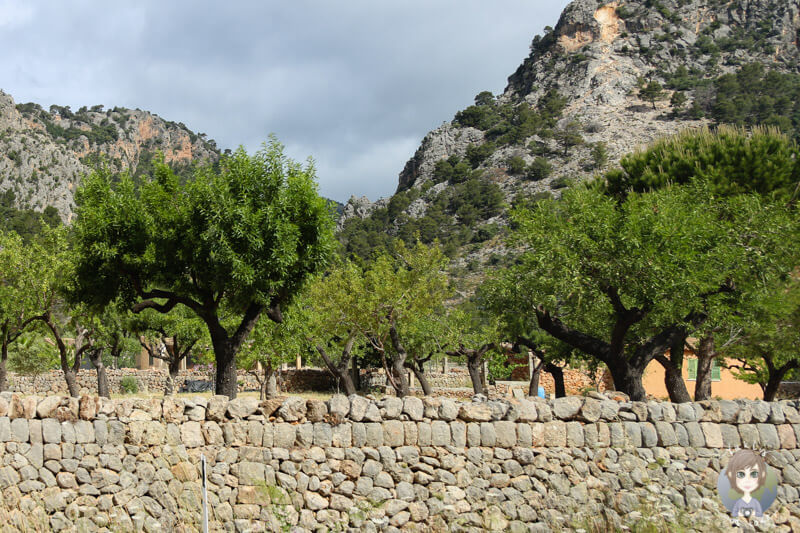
[0,0,570,203]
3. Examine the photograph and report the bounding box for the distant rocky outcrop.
[0,92,219,222]
[340,0,800,261]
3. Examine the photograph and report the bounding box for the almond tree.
[0,231,41,390]
[128,306,207,396]
[503,182,796,401]
[71,139,335,398]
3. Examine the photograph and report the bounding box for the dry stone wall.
[0,392,798,532]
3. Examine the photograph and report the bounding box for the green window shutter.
[687,358,697,380]
[711,360,721,381]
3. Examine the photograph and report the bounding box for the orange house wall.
[642,357,763,401]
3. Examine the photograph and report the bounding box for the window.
[687,358,721,381]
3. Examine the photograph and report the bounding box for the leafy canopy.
[72,137,336,315]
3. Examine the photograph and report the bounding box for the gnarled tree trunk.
[545,363,566,398]
[694,333,715,401]
[316,336,358,397]
[87,349,110,398]
[655,331,692,403]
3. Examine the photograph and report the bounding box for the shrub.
[527,157,553,181]
[120,376,139,394]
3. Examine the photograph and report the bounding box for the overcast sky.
[0,1,570,203]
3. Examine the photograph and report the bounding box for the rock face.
[339,0,800,264]
[0,93,219,222]
[1,394,799,531]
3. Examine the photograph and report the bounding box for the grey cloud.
[0,0,570,202]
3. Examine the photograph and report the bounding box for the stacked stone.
[0,391,798,531]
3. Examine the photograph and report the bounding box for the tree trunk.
[0,340,8,392]
[657,332,693,403]
[545,363,566,398]
[165,358,182,396]
[528,363,542,397]
[694,333,714,401]
[411,365,432,396]
[63,369,79,398]
[663,362,692,403]
[352,357,361,391]
[763,375,782,402]
[212,336,238,399]
[316,344,358,396]
[608,363,647,401]
[467,355,484,396]
[391,358,410,397]
[88,350,110,399]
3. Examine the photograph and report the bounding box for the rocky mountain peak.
[0,92,219,222]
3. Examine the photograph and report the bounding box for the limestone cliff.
[0,93,219,222]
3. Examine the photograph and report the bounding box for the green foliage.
[590,142,608,170]
[553,120,584,156]
[120,376,139,394]
[0,190,61,242]
[604,126,800,201]
[454,89,567,146]
[71,138,336,396]
[465,143,496,168]
[339,174,505,260]
[73,138,335,313]
[639,81,667,109]
[505,156,526,175]
[707,63,800,140]
[526,157,553,181]
[503,181,798,372]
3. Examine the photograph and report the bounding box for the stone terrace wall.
[7,368,336,396]
[0,392,798,531]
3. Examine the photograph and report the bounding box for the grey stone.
[10,418,28,442]
[718,400,739,423]
[328,395,350,418]
[382,397,403,419]
[459,403,493,422]
[480,422,497,446]
[640,423,657,447]
[654,421,677,447]
[273,424,296,448]
[430,421,450,446]
[42,419,61,444]
[312,423,333,447]
[751,401,771,422]
[278,397,307,422]
[226,397,259,419]
[516,400,537,422]
[365,423,383,447]
[205,395,228,421]
[402,397,423,421]
[565,422,584,447]
[757,423,780,449]
[552,397,582,420]
[438,399,458,421]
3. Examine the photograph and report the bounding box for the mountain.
[338,0,800,267]
[0,91,220,222]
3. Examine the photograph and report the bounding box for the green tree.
[361,241,451,397]
[238,301,307,399]
[639,80,667,110]
[0,231,43,390]
[128,306,207,396]
[71,139,336,398]
[670,91,688,114]
[505,183,797,401]
[726,282,800,401]
[605,126,800,201]
[442,308,499,396]
[604,126,800,400]
[553,120,584,156]
[306,262,368,396]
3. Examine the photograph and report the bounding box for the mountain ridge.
[338,0,800,264]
